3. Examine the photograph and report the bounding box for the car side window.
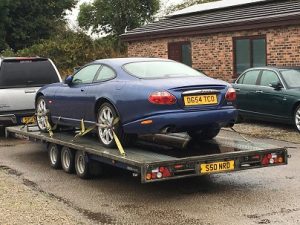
[237,70,260,85]
[72,65,101,84]
[260,70,280,87]
[95,65,116,82]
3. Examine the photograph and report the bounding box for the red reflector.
[162,168,171,177]
[148,91,177,105]
[159,167,165,173]
[225,87,236,101]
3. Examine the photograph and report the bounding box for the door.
[254,70,289,119]
[233,69,261,115]
[52,64,101,125]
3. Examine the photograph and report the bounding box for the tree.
[0,0,77,51]
[78,0,160,36]
[165,0,218,15]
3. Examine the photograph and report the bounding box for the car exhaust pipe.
[161,126,173,134]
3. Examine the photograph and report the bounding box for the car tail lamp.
[146,166,172,180]
[148,91,177,105]
[261,152,285,166]
[225,87,236,101]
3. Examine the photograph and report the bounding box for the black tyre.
[36,96,54,132]
[294,105,300,132]
[188,126,221,141]
[61,146,75,173]
[96,103,136,148]
[48,143,62,169]
[75,150,90,179]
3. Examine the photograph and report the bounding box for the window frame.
[236,69,261,86]
[258,69,286,89]
[71,64,102,85]
[94,64,117,83]
[233,35,267,78]
[168,41,192,66]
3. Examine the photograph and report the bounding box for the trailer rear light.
[148,91,177,105]
[261,152,285,166]
[225,87,236,101]
[146,167,172,180]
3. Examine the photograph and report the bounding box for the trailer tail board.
[143,149,288,183]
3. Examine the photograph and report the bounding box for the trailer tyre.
[61,147,75,173]
[75,150,90,179]
[48,143,62,169]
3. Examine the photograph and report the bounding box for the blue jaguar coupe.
[36,58,237,147]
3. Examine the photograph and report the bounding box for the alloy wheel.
[98,106,114,145]
[295,106,300,132]
[37,98,47,131]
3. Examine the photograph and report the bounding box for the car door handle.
[81,89,85,92]
[235,88,240,92]
[24,90,36,94]
[255,90,263,93]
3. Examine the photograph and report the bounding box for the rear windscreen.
[0,60,60,88]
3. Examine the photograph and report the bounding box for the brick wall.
[127,25,300,82]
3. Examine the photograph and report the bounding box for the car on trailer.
[35,58,237,148]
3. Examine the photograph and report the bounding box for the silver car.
[0,57,61,128]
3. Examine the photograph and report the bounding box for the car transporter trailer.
[6,125,289,183]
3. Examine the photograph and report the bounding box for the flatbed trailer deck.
[6,126,288,183]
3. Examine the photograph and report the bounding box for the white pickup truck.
[0,57,61,128]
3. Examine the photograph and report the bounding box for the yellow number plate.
[184,94,217,106]
[22,116,36,124]
[200,160,235,174]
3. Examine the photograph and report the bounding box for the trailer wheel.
[61,146,75,173]
[75,150,90,179]
[48,143,62,169]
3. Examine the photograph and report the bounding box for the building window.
[168,42,192,66]
[234,36,266,76]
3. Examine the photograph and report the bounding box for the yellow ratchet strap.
[73,119,96,140]
[45,116,54,138]
[112,130,126,157]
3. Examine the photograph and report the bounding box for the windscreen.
[123,61,206,79]
[280,69,300,88]
[0,59,60,88]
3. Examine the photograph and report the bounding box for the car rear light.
[148,91,177,105]
[225,87,236,101]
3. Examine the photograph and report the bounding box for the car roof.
[245,66,300,72]
[92,57,173,67]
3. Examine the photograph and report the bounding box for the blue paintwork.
[36,58,237,134]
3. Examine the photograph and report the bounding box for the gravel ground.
[224,120,300,144]
[0,167,90,225]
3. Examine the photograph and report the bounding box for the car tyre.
[294,105,300,133]
[97,103,136,148]
[188,126,221,141]
[36,96,54,132]
[61,146,75,173]
[48,143,62,169]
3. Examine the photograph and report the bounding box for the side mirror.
[269,81,283,90]
[65,75,73,86]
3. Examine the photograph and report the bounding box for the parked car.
[233,67,300,132]
[36,58,237,147]
[0,57,61,128]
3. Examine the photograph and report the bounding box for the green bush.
[1,31,125,77]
